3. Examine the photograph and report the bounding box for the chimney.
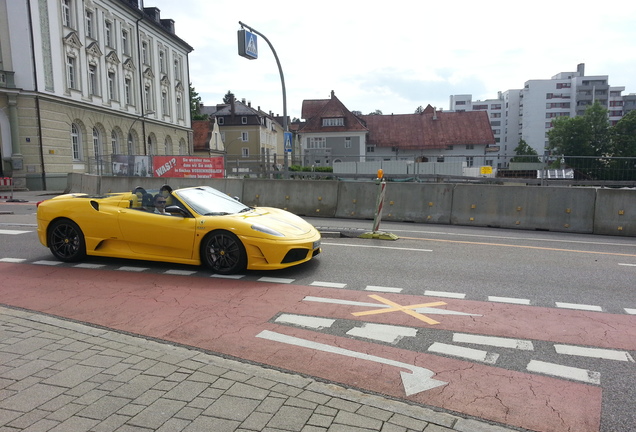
[577,63,585,76]
[247,101,251,107]
[330,90,335,98]
[241,98,246,104]
[433,107,437,120]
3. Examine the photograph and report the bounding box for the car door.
[117,207,197,260]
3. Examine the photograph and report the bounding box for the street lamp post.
[238,21,289,178]
[126,110,154,156]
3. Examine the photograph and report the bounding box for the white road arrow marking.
[256,330,447,396]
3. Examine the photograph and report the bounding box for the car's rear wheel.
[48,219,87,262]
[201,230,247,275]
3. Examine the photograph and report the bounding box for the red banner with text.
[152,156,224,178]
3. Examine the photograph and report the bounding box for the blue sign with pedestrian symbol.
[238,29,258,60]
[284,132,292,153]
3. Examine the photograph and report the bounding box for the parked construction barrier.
[0,177,14,201]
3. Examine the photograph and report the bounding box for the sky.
[145,0,636,121]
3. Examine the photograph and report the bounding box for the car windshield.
[175,186,251,216]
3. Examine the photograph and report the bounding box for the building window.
[322,118,344,126]
[111,130,119,154]
[88,64,98,95]
[159,50,165,73]
[142,42,148,64]
[473,104,488,110]
[344,137,351,148]
[127,133,134,155]
[218,117,224,125]
[466,156,474,167]
[107,71,116,100]
[61,0,72,28]
[93,127,102,159]
[66,56,77,89]
[85,10,94,38]
[104,21,112,47]
[455,100,466,105]
[174,59,180,81]
[71,123,81,160]
[144,85,152,111]
[176,94,182,119]
[124,78,131,105]
[161,90,168,115]
[122,29,129,55]
[241,132,248,141]
[366,146,374,152]
[241,116,248,124]
[465,144,474,150]
[309,137,326,149]
[242,148,249,158]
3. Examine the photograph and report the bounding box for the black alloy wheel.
[48,219,87,262]
[201,231,247,275]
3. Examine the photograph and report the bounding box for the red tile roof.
[362,105,495,149]
[300,91,368,133]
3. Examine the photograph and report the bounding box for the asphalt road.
[1,199,635,432]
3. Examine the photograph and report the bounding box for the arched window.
[111,130,119,154]
[165,136,173,155]
[71,123,81,160]
[127,133,134,155]
[92,128,102,159]
[147,136,154,155]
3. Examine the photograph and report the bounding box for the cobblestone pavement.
[0,307,519,432]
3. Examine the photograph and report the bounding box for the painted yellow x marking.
[351,294,447,325]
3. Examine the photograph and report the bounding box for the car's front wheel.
[201,230,247,275]
[48,219,87,262]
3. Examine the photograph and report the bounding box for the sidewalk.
[0,307,517,432]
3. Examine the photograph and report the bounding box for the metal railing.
[86,154,636,187]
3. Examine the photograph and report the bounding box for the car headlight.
[251,224,284,237]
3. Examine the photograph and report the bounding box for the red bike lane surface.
[3,264,633,432]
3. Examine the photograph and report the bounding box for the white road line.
[488,296,531,305]
[258,277,295,284]
[210,274,244,279]
[554,344,635,362]
[0,258,26,263]
[618,263,636,267]
[625,308,636,315]
[555,302,602,312]
[347,323,417,344]
[365,285,403,293]
[275,314,335,329]
[424,290,466,299]
[116,266,149,272]
[527,360,600,385]
[322,242,432,252]
[428,342,499,364]
[74,263,106,269]
[33,260,62,266]
[164,269,197,276]
[310,281,347,288]
[0,229,31,235]
[453,333,534,351]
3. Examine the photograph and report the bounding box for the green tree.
[367,109,383,115]
[510,139,540,163]
[223,90,235,104]
[189,83,208,120]
[611,110,636,157]
[547,101,612,179]
[547,101,610,156]
[606,110,636,180]
[415,106,424,114]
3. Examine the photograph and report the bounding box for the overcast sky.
[146,0,636,120]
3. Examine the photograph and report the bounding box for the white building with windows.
[450,64,631,164]
[0,0,193,189]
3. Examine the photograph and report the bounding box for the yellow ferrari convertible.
[37,185,321,274]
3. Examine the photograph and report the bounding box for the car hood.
[234,207,315,236]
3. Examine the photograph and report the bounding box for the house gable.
[299,90,368,134]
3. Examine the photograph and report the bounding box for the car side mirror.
[165,205,189,217]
